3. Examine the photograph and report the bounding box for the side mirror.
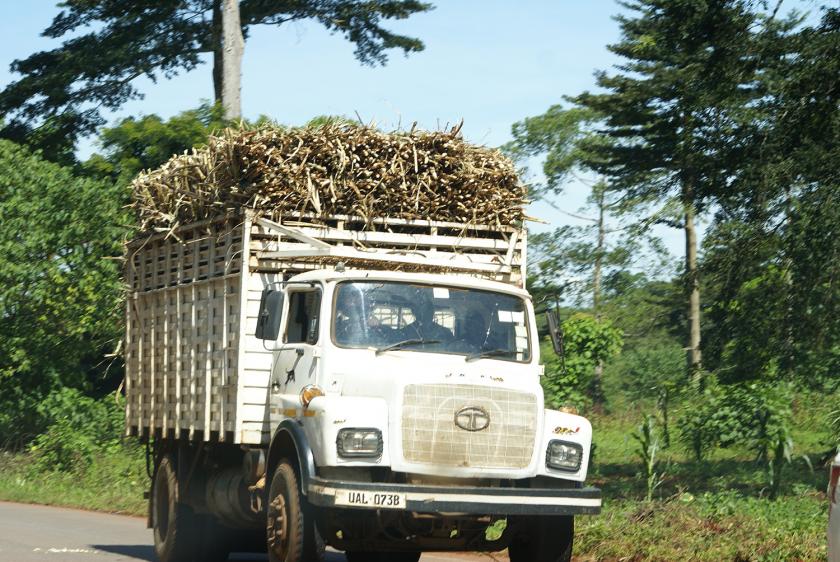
[255,288,284,340]
[546,310,565,357]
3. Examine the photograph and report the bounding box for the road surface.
[0,502,505,562]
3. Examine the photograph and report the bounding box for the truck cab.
[256,269,600,561]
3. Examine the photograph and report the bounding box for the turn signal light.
[300,385,324,408]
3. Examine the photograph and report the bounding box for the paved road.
[0,502,503,562]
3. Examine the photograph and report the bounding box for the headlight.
[546,440,583,472]
[336,428,383,458]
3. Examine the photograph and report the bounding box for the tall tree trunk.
[221,0,244,120]
[591,185,607,408]
[212,0,223,103]
[684,195,703,386]
[781,185,795,377]
[593,186,606,317]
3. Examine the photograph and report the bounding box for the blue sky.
[0,1,689,261]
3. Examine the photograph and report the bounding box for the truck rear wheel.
[267,459,325,562]
[152,453,230,562]
[508,516,574,562]
[345,552,421,562]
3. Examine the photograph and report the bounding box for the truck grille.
[401,384,537,469]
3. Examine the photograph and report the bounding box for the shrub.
[677,382,730,461]
[29,388,123,472]
[677,380,795,498]
[542,313,622,410]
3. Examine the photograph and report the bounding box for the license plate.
[334,490,406,510]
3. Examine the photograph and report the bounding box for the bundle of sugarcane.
[130,123,526,234]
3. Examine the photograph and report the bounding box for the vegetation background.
[0,1,837,561]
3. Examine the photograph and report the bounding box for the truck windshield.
[332,281,531,362]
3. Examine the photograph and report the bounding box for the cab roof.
[286,269,531,300]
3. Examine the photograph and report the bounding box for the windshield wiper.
[465,348,513,362]
[375,338,441,355]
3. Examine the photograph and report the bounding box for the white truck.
[125,211,600,562]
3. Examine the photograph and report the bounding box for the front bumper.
[307,477,601,516]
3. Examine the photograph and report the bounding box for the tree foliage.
[83,102,234,185]
[572,0,774,378]
[542,314,623,408]
[505,105,601,196]
[573,0,765,205]
[701,6,840,387]
[507,105,668,311]
[0,0,432,161]
[0,140,128,443]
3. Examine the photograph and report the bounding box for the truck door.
[272,287,323,405]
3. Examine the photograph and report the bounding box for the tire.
[508,516,574,562]
[197,516,233,562]
[345,553,421,562]
[266,459,325,562]
[151,453,231,562]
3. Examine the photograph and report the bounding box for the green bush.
[542,313,622,410]
[677,381,795,498]
[677,382,732,461]
[29,388,123,472]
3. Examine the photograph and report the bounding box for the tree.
[701,6,839,386]
[599,271,683,344]
[507,106,651,314]
[507,104,666,404]
[0,0,432,160]
[82,102,233,185]
[541,313,622,410]
[222,0,245,119]
[573,0,766,384]
[0,140,128,444]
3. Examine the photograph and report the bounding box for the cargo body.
[126,211,600,562]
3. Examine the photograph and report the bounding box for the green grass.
[575,391,834,561]
[0,444,147,516]
[577,492,828,562]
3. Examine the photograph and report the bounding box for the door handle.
[286,348,305,383]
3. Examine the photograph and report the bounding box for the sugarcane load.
[124,123,601,562]
[131,123,526,233]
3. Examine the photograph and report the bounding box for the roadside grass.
[0,443,146,516]
[577,491,827,562]
[577,391,833,561]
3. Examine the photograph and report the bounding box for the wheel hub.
[267,493,288,557]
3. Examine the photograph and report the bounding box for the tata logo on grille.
[454,406,490,432]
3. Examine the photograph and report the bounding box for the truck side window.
[286,290,321,344]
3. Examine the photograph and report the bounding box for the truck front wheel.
[267,459,325,562]
[508,515,574,562]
